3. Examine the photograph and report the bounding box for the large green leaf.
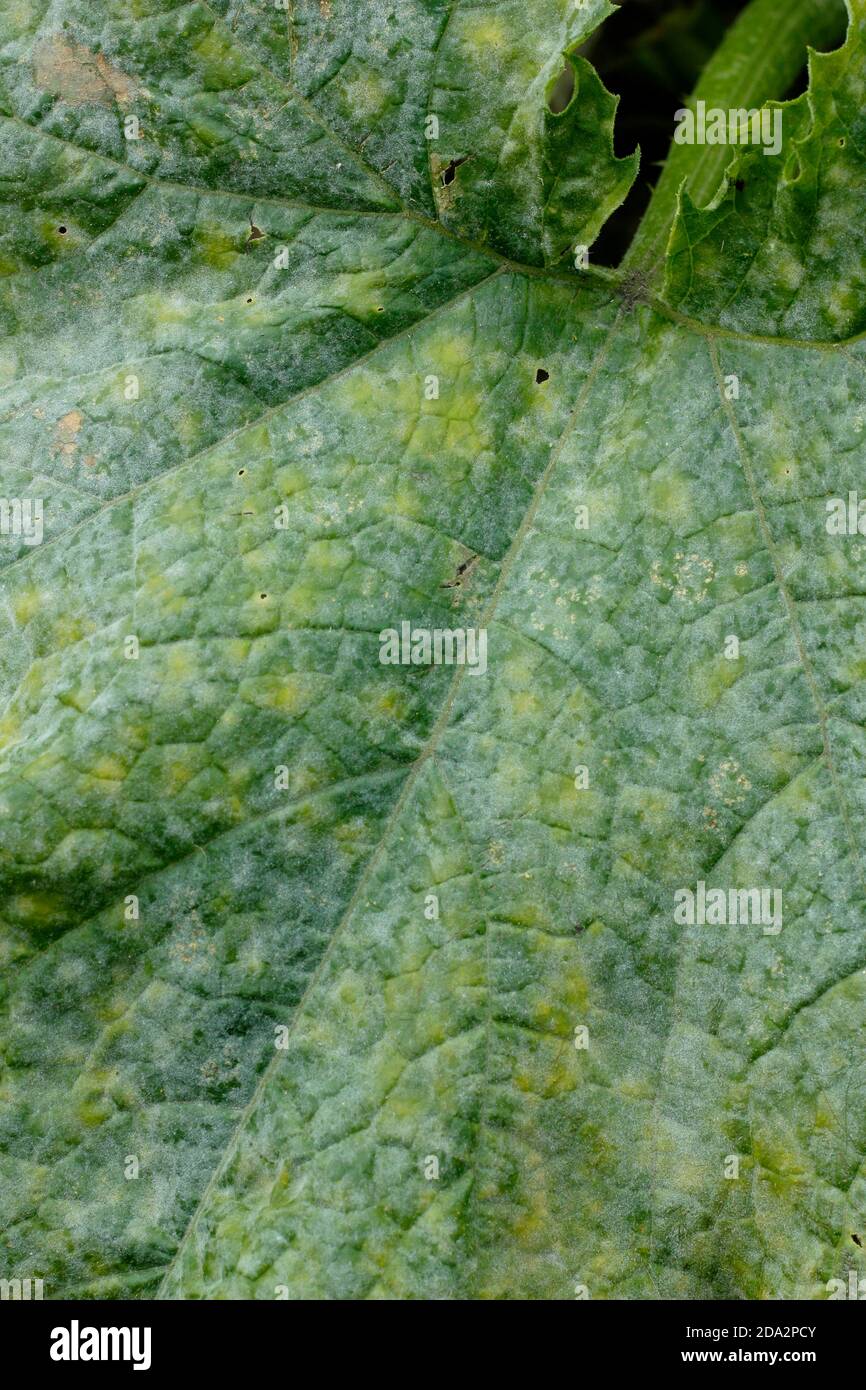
[2,0,866,1301]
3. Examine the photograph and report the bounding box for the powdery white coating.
[1,0,866,1303]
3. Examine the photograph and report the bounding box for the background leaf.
[663,0,865,338]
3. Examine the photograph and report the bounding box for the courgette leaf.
[1,0,865,1301]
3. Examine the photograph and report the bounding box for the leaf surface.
[1,0,866,1301]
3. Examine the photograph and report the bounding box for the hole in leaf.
[259,593,268,600]
[440,553,478,591]
[734,179,746,191]
[246,297,253,303]
[839,136,846,147]
[548,62,575,114]
[535,367,550,384]
[58,225,67,234]
[853,1234,863,1247]
[237,469,246,476]
[248,223,264,240]
[441,155,470,187]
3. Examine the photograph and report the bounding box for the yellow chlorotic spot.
[274,466,309,498]
[329,269,390,317]
[388,483,424,520]
[241,673,318,716]
[52,614,90,647]
[0,712,22,747]
[304,539,353,586]
[194,225,240,270]
[370,687,408,721]
[165,647,198,681]
[92,754,126,781]
[768,454,796,485]
[11,891,64,926]
[510,690,542,718]
[460,14,510,55]
[77,1099,112,1127]
[689,657,739,710]
[11,586,42,625]
[284,582,319,618]
[163,759,197,794]
[645,472,695,525]
[511,1187,549,1243]
[425,331,474,372]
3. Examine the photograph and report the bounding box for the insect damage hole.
[535,367,550,384]
[440,553,478,591]
[58,225,68,234]
[441,154,470,187]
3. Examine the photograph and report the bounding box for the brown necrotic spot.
[34,35,137,106]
